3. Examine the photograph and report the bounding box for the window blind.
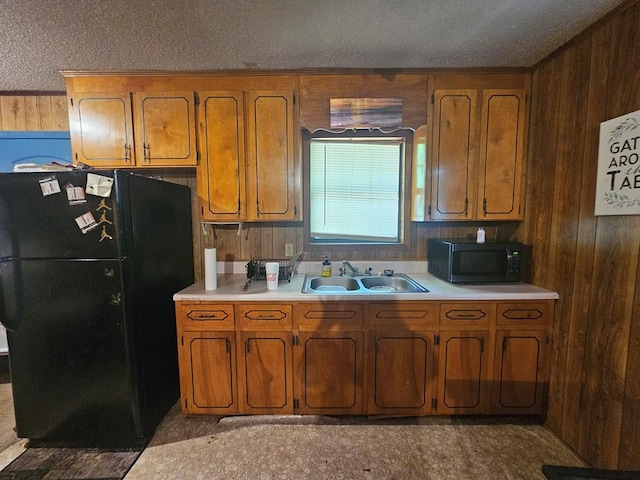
[309,138,402,243]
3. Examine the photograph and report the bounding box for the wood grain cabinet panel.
[478,90,526,219]
[294,303,363,331]
[437,330,493,414]
[178,332,237,415]
[246,91,298,220]
[295,331,364,415]
[496,302,553,327]
[238,332,294,414]
[197,91,247,219]
[492,330,548,414]
[430,89,478,220]
[68,92,134,167]
[236,304,292,330]
[197,88,300,222]
[366,331,435,415]
[366,302,436,329]
[422,74,529,221]
[132,91,197,167]
[177,303,234,331]
[439,302,495,327]
[67,90,197,168]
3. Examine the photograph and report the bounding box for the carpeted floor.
[0,370,591,480]
[124,405,588,480]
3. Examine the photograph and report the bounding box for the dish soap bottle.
[322,256,332,277]
[476,227,486,244]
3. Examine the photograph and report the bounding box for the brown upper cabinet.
[197,87,300,222]
[62,72,302,222]
[66,89,197,168]
[414,73,530,221]
[63,70,529,223]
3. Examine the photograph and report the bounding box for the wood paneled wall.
[518,1,640,469]
[0,95,68,130]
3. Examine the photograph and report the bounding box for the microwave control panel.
[509,250,521,274]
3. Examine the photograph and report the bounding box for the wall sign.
[330,98,402,129]
[595,109,640,216]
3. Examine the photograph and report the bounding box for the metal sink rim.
[301,273,429,294]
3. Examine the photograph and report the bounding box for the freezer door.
[9,258,140,441]
[0,171,121,259]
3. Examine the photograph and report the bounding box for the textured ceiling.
[0,0,629,91]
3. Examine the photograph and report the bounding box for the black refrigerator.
[0,169,194,443]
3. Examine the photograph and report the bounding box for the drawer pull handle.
[446,310,486,321]
[187,310,230,322]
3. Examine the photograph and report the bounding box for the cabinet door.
[430,89,478,220]
[492,330,547,414]
[133,92,197,167]
[366,331,435,415]
[437,330,492,414]
[197,91,247,221]
[238,332,293,414]
[68,92,134,167]
[295,331,364,415]
[246,90,299,220]
[478,89,526,220]
[179,332,237,415]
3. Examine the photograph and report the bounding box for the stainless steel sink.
[307,276,361,292]
[360,275,426,292]
[301,273,428,294]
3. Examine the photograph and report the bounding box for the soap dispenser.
[322,256,332,277]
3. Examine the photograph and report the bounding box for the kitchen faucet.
[341,260,358,276]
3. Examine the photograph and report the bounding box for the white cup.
[265,262,279,290]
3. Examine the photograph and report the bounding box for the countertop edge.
[173,273,559,302]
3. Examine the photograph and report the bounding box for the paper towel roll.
[204,248,217,290]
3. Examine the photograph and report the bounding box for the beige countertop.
[173,261,558,302]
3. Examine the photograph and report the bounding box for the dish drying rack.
[244,251,303,291]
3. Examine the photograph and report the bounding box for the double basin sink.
[301,273,429,294]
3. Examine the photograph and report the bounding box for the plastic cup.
[265,262,279,290]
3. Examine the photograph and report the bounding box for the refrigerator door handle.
[0,260,21,332]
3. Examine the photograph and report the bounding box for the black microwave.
[427,239,526,284]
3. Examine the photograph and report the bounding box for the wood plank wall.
[517,1,640,470]
[0,95,68,130]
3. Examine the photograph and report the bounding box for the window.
[305,130,411,248]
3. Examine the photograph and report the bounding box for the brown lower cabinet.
[295,331,364,415]
[175,299,553,417]
[237,332,294,414]
[437,330,492,414]
[367,331,435,414]
[179,331,238,414]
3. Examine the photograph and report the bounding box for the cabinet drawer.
[236,304,292,330]
[439,302,495,326]
[366,302,437,329]
[294,303,364,331]
[176,303,235,330]
[496,302,553,327]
